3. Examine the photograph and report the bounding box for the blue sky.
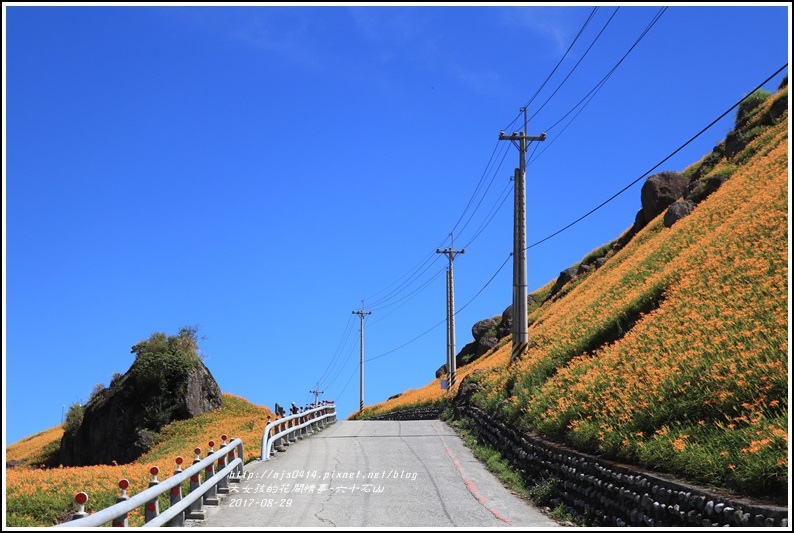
[3,3,790,446]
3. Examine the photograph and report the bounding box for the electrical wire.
[359,63,787,365]
[525,63,788,252]
[315,314,356,390]
[503,6,600,132]
[524,6,620,128]
[346,8,643,320]
[318,7,683,390]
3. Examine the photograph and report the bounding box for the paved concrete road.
[186,419,561,528]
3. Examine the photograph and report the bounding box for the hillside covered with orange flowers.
[5,394,272,526]
[5,79,788,526]
[354,78,789,504]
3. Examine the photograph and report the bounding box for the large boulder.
[456,341,478,366]
[472,318,497,341]
[664,199,695,228]
[548,266,578,298]
[475,335,499,357]
[640,171,690,224]
[59,359,222,466]
[498,305,513,338]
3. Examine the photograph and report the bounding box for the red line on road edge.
[432,424,513,526]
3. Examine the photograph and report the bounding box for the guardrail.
[55,435,244,527]
[53,402,336,526]
[260,401,337,461]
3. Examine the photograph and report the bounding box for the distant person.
[290,402,298,415]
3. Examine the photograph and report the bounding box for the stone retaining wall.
[365,405,788,527]
[367,406,444,421]
[461,405,788,528]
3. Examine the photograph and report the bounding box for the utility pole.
[309,383,323,405]
[436,233,464,390]
[352,301,372,412]
[499,108,546,362]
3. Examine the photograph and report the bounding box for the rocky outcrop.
[498,305,513,338]
[59,360,222,466]
[685,174,726,205]
[549,266,578,299]
[436,310,513,378]
[640,171,690,225]
[663,199,695,228]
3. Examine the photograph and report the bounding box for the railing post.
[307,409,315,435]
[263,416,273,459]
[289,417,298,443]
[144,467,160,524]
[186,447,205,520]
[112,479,130,527]
[275,417,287,451]
[72,492,89,521]
[227,436,243,479]
[302,408,310,437]
[168,457,185,527]
[203,440,219,506]
[281,418,291,447]
[217,435,229,495]
[297,409,305,440]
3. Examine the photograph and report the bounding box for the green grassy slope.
[355,80,789,503]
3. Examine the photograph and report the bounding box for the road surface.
[186,419,561,528]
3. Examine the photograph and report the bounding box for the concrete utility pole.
[309,383,323,405]
[436,233,464,390]
[352,301,372,412]
[499,108,546,362]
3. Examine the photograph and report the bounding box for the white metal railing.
[55,437,244,527]
[260,402,337,460]
[53,401,336,526]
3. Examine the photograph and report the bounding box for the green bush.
[128,325,205,430]
[130,326,202,390]
[62,402,84,438]
[526,477,559,506]
[735,89,771,128]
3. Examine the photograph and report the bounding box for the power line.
[333,359,361,405]
[524,7,620,128]
[334,25,787,425]
[543,7,667,137]
[365,252,512,364]
[504,6,601,133]
[367,265,447,325]
[315,314,355,387]
[526,63,788,252]
[344,10,664,366]
[360,64,787,367]
[344,9,648,319]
